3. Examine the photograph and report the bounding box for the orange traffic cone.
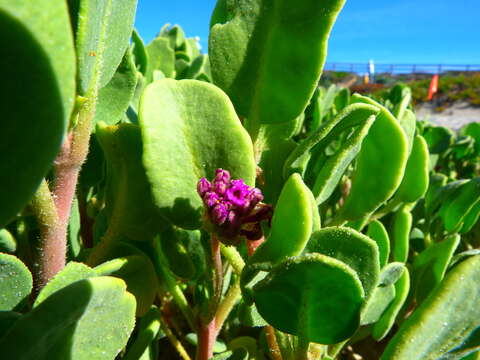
[427,74,439,101]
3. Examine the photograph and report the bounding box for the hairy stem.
[197,317,217,360]
[220,244,245,274]
[215,280,241,333]
[30,180,60,290]
[34,97,95,287]
[197,235,223,360]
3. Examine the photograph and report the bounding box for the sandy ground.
[415,101,480,131]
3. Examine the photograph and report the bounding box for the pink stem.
[197,235,223,360]
[247,236,265,257]
[197,318,217,360]
[37,99,95,287]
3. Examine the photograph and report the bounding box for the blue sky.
[135,0,480,64]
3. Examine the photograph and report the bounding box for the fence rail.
[324,62,480,75]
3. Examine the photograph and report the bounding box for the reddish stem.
[247,236,265,257]
[197,318,217,360]
[37,136,80,287]
[197,235,223,360]
[37,98,95,287]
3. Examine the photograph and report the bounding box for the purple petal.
[214,181,228,196]
[214,168,231,184]
[211,203,228,225]
[204,192,220,208]
[197,178,211,197]
[226,180,250,208]
[247,188,264,207]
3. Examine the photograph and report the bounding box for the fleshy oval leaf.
[253,253,364,344]
[139,79,256,229]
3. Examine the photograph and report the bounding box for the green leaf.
[361,284,395,325]
[94,48,138,126]
[398,109,416,154]
[209,0,346,125]
[250,174,316,265]
[185,54,212,82]
[34,262,96,307]
[253,253,364,344]
[423,125,455,154]
[378,262,406,287]
[73,0,138,92]
[439,178,480,233]
[373,268,410,340]
[336,95,408,222]
[237,300,267,327]
[160,24,187,51]
[391,208,412,263]
[284,103,379,178]
[392,88,412,124]
[67,197,82,260]
[461,122,480,154]
[367,220,390,268]
[139,79,256,229]
[96,122,164,240]
[131,29,148,75]
[426,178,465,220]
[124,306,162,360]
[0,229,16,254]
[382,255,480,360]
[306,227,380,299]
[0,0,75,227]
[258,139,297,204]
[0,311,21,339]
[393,135,430,204]
[334,87,351,113]
[0,277,136,360]
[412,234,460,304]
[94,256,157,316]
[146,37,175,80]
[158,226,201,280]
[311,113,376,204]
[460,200,480,234]
[0,253,32,311]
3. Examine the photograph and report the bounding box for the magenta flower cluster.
[197,169,272,243]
